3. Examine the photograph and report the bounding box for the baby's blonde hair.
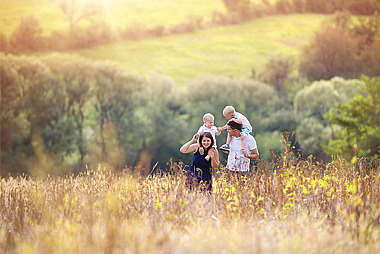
[203,113,214,122]
[223,106,235,116]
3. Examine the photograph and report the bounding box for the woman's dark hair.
[198,132,214,149]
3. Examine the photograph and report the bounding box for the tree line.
[1,10,379,176]
[1,51,379,177]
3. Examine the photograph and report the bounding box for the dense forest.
[0,0,379,176]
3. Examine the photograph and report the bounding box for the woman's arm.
[208,148,219,169]
[180,134,199,154]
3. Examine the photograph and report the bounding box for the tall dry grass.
[1,156,379,253]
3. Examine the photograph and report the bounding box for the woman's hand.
[208,148,219,169]
[180,133,199,154]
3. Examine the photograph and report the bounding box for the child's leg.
[226,132,231,148]
[240,135,246,154]
[220,134,231,151]
[240,127,250,155]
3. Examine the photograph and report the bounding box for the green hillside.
[0,0,225,36]
[1,0,331,87]
[71,14,329,87]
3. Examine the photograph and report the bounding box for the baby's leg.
[226,132,231,147]
[240,135,246,154]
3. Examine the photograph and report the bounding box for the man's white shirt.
[227,134,257,172]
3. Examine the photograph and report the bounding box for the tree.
[0,33,8,52]
[92,61,146,168]
[294,77,360,159]
[139,72,186,171]
[0,54,70,175]
[299,25,360,81]
[41,53,93,164]
[351,13,380,77]
[222,0,252,22]
[55,0,103,35]
[346,0,379,15]
[9,15,44,52]
[259,55,295,92]
[324,76,380,159]
[299,12,380,81]
[0,55,30,174]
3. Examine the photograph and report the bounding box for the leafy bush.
[294,77,360,158]
[9,15,45,52]
[299,12,380,81]
[325,76,380,159]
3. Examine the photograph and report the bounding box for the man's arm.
[244,148,259,160]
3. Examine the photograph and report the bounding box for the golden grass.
[1,157,379,253]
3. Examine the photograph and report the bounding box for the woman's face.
[201,137,212,149]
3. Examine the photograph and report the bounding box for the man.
[223,121,259,175]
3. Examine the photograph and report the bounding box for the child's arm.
[217,124,228,132]
[229,118,242,125]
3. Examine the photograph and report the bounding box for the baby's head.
[203,113,215,128]
[223,106,235,120]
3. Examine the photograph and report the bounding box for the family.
[180,106,259,191]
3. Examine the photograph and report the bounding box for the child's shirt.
[233,112,252,132]
[198,125,218,139]
[198,125,218,148]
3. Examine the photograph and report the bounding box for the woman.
[180,132,219,191]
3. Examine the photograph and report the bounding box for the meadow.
[0,0,332,87]
[2,2,379,252]
[1,155,379,253]
[0,0,225,36]
[71,14,329,87]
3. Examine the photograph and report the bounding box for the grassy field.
[71,14,329,87]
[0,0,225,36]
[1,0,331,87]
[1,157,379,253]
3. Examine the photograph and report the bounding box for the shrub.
[259,55,295,92]
[299,26,360,81]
[9,15,45,52]
[0,33,8,52]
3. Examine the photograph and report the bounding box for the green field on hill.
[1,0,331,87]
[0,0,225,36]
[70,14,329,87]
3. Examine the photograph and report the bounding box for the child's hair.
[198,132,215,149]
[203,113,214,122]
[223,106,235,116]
